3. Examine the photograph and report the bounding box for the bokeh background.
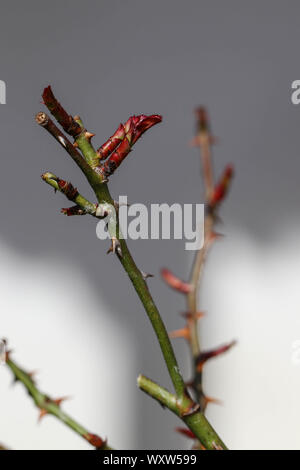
[1,0,300,450]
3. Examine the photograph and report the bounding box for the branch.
[42,86,82,137]
[187,110,235,409]
[41,172,97,216]
[162,108,235,416]
[38,86,226,449]
[36,112,104,191]
[137,375,227,450]
[5,349,111,449]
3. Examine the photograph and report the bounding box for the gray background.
[0,0,300,449]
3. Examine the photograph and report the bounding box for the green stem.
[42,172,97,215]
[95,182,186,398]
[137,375,227,450]
[73,123,186,398]
[6,357,111,450]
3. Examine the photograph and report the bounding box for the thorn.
[141,271,154,280]
[27,370,38,383]
[161,268,193,294]
[196,340,236,371]
[57,135,67,148]
[84,131,95,141]
[209,164,234,208]
[181,311,205,321]
[203,396,222,407]
[208,231,224,242]
[38,409,48,421]
[169,326,190,341]
[53,396,69,406]
[175,427,196,440]
[206,231,224,249]
[107,237,122,257]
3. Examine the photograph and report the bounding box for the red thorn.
[207,231,224,249]
[84,131,95,141]
[175,427,196,440]
[181,311,205,321]
[203,396,222,407]
[209,164,234,208]
[38,409,48,421]
[196,340,236,371]
[53,396,69,406]
[27,370,38,382]
[161,268,192,294]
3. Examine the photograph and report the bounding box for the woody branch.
[161,108,235,432]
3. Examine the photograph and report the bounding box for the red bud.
[98,114,162,178]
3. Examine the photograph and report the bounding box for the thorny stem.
[73,128,186,398]
[185,109,235,413]
[37,87,226,449]
[138,375,227,450]
[6,355,111,450]
[187,110,216,409]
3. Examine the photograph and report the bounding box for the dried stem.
[187,110,235,410]
[5,352,111,449]
[162,108,235,425]
[37,86,227,449]
[187,109,217,410]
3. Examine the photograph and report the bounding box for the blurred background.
[0,0,300,450]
